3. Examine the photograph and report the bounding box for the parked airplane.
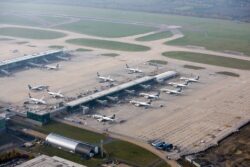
[125,64,143,73]
[56,55,70,61]
[130,99,152,108]
[96,99,108,106]
[92,114,116,122]
[28,93,46,105]
[44,64,59,70]
[180,76,200,83]
[139,92,160,99]
[28,84,49,91]
[139,84,151,89]
[106,96,119,102]
[168,81,189,88]
[125,89,135,95]
[47,89,64,98]
[0,69,11,76]
[161,87,183,95]
[97,72,114,82]
[27,62,43,68]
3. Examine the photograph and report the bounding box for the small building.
[17,154,87,167]
[27,111,50,125]
[45,133,99,158]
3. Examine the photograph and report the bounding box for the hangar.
[45,133,99,158]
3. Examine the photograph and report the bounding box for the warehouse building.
[17,154,87,167]
[45,133,99,158]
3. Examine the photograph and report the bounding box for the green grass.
[100,53,119,57]
[162,52,250,70]
[216,71,240,77]
[0,27,66,39]
[49,45,64,49]
[0,38,13,41]
[0,2,250,55]
[75,48,92,52]
[16,41,29,44]
[66,38,150,52]
[136,31,172,41]
[166,25,250,56]
[148,59,168,65]
[183,64,206,70]
[38,121,106,144]
[56,20,155,38]
[104,140,163,167]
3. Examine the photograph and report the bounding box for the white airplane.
[161,87,183,95]
[44,64,59,70]
[27,62,43,68]
[92,114,116,122]
[139,92,160,100]
[125,89,135,95]
[130,100,152,108]
[47,89,64,98]
[56,55,70,61]
[0,69,11,76]
[180,76,200,83]
[97,72,115,82]
[28,93,46,105]
[96,99,108,106]
[168,81,189,88]
[28,84,49,91]
[125,64,143,73]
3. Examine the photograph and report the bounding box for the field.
[162,52,250,70]
[0,27,66,39]
[100,53,119,57]
[136,31,172,41]
[66,38,151,52]
[183,65,205,70]
[0,2,249,55]
[56,20,155,38]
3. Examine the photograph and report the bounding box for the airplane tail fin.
[28,85,32,90]
[97,72,100,77]
[184,80,189,85]
[148,100,152,104]
[156,91,161,97]
[28,93,32,98]
[196,76,200,80]
[178,87,183,92]
[125,64,129,68]
[111,114,115,119]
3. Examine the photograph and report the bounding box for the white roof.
[45,133,79,151]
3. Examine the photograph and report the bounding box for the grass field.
[56,20,155,38]
[1,2,250,55]
[75,48,93,52]
[183,64,206,70]
[136,31,172,41]
[31,121,168,167]
[0,27,66,39]
[148,60,168,65]
[66,38,150,52]
[100,53,119,57]
[162,52,250,70]
[216,71,240,77]
[48,45,64,49]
